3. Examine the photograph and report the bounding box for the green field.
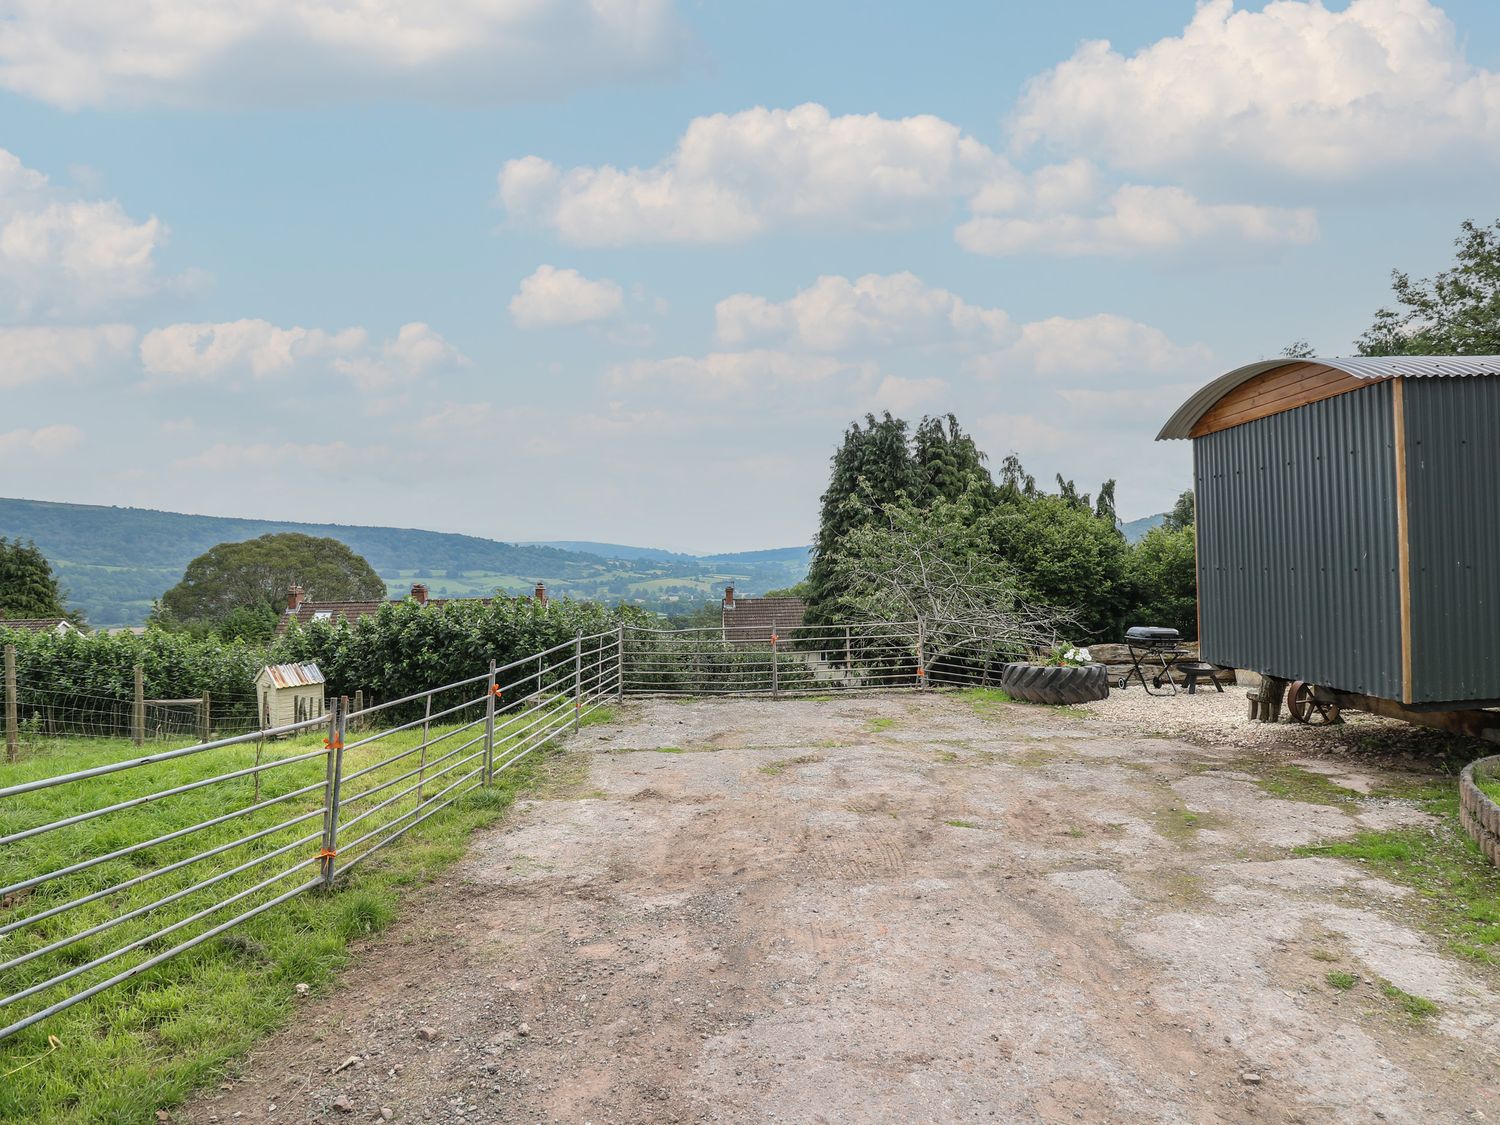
[0,706,604,1123]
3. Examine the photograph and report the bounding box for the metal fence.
[0,619,1018,1040]
[0,630,620,1042]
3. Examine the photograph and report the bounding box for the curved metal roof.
[1157,355,1500,440]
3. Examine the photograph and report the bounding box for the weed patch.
[759,754,824,777]
[1378,979,1440,1020]
[1297,781,1500,966]
[944,818,978,829]
[867,717,897,733]
[1325,970,1357,991]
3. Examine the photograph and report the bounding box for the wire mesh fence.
[0,629,620,1042]
[0,618,1021,1040]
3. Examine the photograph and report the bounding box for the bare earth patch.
[186,692,1500,1124]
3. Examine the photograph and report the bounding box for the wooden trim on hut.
[1189,362,1384,437]
[1391,378,1414,703]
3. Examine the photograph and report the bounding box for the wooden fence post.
[133,665,145,747]
[199,691,211,743]
[352,689,364,733]
[4,643,17,762]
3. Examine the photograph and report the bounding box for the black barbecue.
[1118,626,1223,696]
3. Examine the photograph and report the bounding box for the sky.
[2,0,1499,553]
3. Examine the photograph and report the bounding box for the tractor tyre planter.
[1000,662,1110,705]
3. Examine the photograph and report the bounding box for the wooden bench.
[1247,677,1287,722]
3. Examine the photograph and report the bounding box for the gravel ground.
[184,689,1500,1124]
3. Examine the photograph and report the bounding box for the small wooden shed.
[254,663,327,729]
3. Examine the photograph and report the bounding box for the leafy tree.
[1163,490,1195,532]
[156,533,385,632]
[913,414,994,505]
[1357,218,1500,355]
[989,494,1136,641]
[0,538,75,622]
[1127,525,1198,638]
[996,454,1036,501]
[1281,340,1316,358]
[804,413,922,624]
[1094,479,1121,531]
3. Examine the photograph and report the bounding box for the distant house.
[720,586,806,645]
[255,662,326,728]
[274,581,542,636]
[0,618,78,636]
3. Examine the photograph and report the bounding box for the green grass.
[0,706,587,1124]
[1378,979,1440,1020]
[1297,780,1500,965]
[944,818,978,829]
[867,717,896,733]
[1325,970,1358,991]
[1247,763,1363,808]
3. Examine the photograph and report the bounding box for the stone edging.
[1458,756,1500,867]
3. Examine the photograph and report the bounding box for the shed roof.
[1158,355,1500,440]
[257,663,326,688]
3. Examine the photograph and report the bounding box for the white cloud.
[0,324,136,388]
[140,319,367,382]
[1013,0,1500,181]
[707,273,1210,387]
[957,183,1317,257]
[139,319,465,387]
[0,423,84,457]
[0,149,178,318]
[499,103,1005,245]
[333,322,469,389]
[716,272,1008,351]
[983,314,1213,380]
[0,0,686,109]
[509,265,625,328]
[608,349,870,399]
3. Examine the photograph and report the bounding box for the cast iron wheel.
[1286,680,1342,725]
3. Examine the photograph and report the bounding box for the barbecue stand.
[1118,626,1190,696]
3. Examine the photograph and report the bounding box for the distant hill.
[1119,513,1167,543]
[521,541,697,563]
[0,498,811,628]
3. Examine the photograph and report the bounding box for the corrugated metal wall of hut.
[1194,381,1403,699]
[1404,374,1500,704]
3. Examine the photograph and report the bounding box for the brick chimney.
[410,582,429,605]
[286,585,305,613]
[722,585,735,609]
[534,581,548,606]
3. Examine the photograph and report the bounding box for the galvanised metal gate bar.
[0,619,1020,1040]
[617,620,1024,696]
[0,630,620,1042]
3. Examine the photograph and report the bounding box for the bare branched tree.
[829,499,1074,664]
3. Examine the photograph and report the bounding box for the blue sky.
[3,0,1499,551]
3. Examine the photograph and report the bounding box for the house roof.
[257,662,326,688]
[1158,355,1500,440]
[0,617,75,633]
[722,597,808,641]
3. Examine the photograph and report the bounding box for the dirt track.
[187,692,1500,1124]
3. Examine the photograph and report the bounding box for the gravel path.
[186,691,1500,1124]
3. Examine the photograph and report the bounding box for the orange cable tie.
[317,847,338,858]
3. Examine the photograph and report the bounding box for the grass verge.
[0,708,607,1123]
[1296,780,1500,966]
